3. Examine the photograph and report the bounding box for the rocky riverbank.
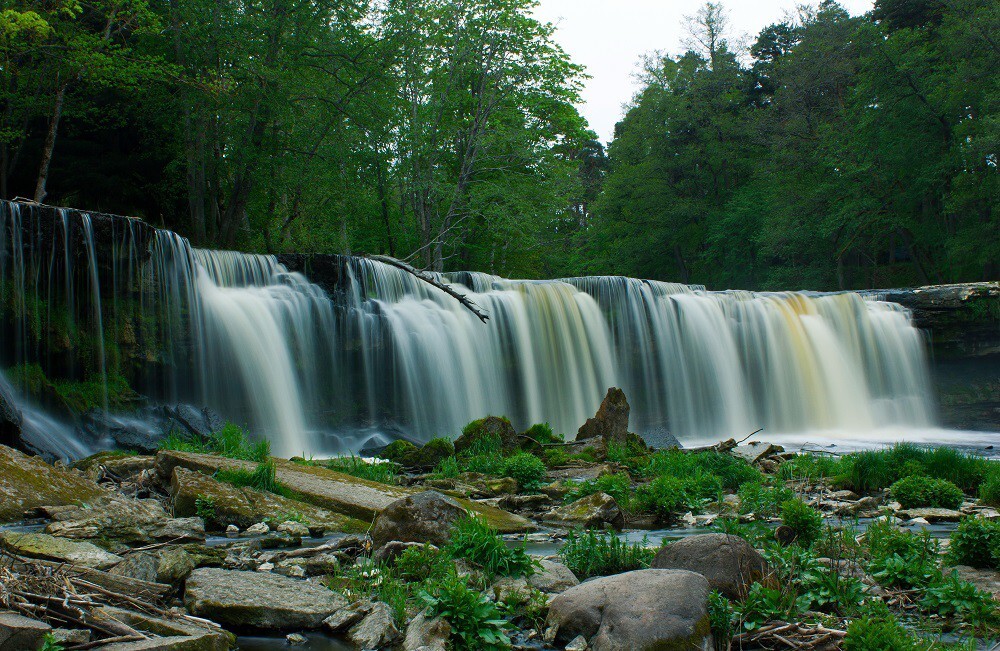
[2,390,999,651]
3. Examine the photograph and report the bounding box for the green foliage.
[840,445,992,494]
[564,473,631,507]
[708,591,734,650]
[331,561,410,626]
[921,573,998,626]
[738,481,795,516]
[712,517,773,547]
[37,634,66,651]
[321,455,399,484]
[501,453,547,492]
[215,460,298,500]
[780,499,824,546]
[459,418,506,456]
[463,454,507,477]
[978,469,1000,507]
[194,494,216,522]
[381,440,418,463]
[497,585,549,631]
[432,456,461,479]
[420,573,511,651]
[446,515,536,579]
[634,475,699,521]
[797,564,865,615]
[161,423,270,463]
[736,582,802,631]
[392,544,454,584]
[843,607,919,651]
[947,516,1000,570]
[641,449,761,492]
[778,454,844,482]
[890,475,964,509]
[559,529,654,580]
[521,423,561,446]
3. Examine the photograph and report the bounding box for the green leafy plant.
[497,585,549,631]
[446,514,536,578]
[392,544,454,584]
[890,475,964,509]
[778,454,844,482]
[322,454,399,484]
[947,516,1000,570]
[559,529,654,580]
[712,517,773,547]
[780,499,823,546]
[978,469,1000,507]
[420,573,511,651]
[634,474,699,520]
[738,481,794,516]
[194,494,216,522]
[921,572,997,626]
[431,456,461,479]
[736,582,802,631]
[564,473,632,506]
[843,605,918,651]
[502,452,547,491]
[708,590,734,650]
[37,634,66,651]
[798,565,865,615]
[463,454,507,476]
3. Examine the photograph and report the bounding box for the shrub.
[463,453,506,477]
[392,544,453,584]
[194,494,216,523]
[778,454,844,482]
[521,422,561,446]
[446,515,536,578]
[635,475,696,520]
[947,516,1000,570]
[890,475,964,509]
[843,608,918,651]
[736,582,802,631]
[564,473,631,507]
[559,529,654,580]
[502,452,547,491]
[921,572,998,625]
[708,591,734,650]
[979,469,1000,507]
[865,517,939,567]
[738,481,794,516]
[641,450,760,492]
[780,499,823,546]
[420,573,510,651]
[839,444,992,494]
[432,456,461,479]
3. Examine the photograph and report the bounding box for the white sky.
[532,0,875,143]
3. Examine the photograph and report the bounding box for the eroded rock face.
[576,388,629,444]
[184,568,347,629]
[541,492,625,531]
[371,491,466,549]
[546,569,713,651]
[651,533,768,600]
[0,444,107,523]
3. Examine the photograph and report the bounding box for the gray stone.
[286,633,308,646]
[0,444,107,523]
[733,442,784,464]
[546,569,713,651]
[370,491,466,549]
[246,522,270,535]
[0,532,123,569]
[372,541,435,566]
[952,565,1000,600]
[639,426,682,450]
[651,533,768,600]
[93,605,231,651]
[529,560,580,594]
[323,601,369,632]
[576,388,629,443]
[348,601,399,649]
[50,628,92,646]
[0,612,52,650]
[565,635,589,651]
[403,610,451,651]
[109,551,159,583]
[277,521,310,538]
[157,547,197,585]
[542,493,625,531]
[896,507,964,522]
[184,568,346,629]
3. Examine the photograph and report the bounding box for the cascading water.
[0,200,955,459]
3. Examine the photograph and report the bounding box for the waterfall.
[0,201,944,458]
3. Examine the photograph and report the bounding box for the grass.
[839,444,994,494]
[315,455,400,484]
[161,422,271,462]
[446,514,537,578]
[215,460,300,500]
[559,528,655,580]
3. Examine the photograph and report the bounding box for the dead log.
[364,254,489,323]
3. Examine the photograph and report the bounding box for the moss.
[380,439,418,463]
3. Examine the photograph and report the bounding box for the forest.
[1,0,997,290]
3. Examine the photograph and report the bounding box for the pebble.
[226,524,240,537]
[246,522,270,535]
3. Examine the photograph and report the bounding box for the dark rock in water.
[80,404,228,453]
[0,376,24,450]
[370,491,466,549]
[651,533,769,600]
[167,404,221,439]
[576,388,629,444]
[454,415,519,454]
[640,426,683,450]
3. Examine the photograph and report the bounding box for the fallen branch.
[363,254,489,323]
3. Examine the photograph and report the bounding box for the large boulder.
[371,491,466,549]
[0,444,107,523]
[347,601,399,649]
[403,610,451,651]
[93,606,232,650]
[541,493,625,531]
[0,532,122,569]
[546,569,713,651]
[576,388,630,444]
[454,416,519,455]
[651,533,768,600]
[184,568,346,629]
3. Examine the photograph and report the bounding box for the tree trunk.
[34,82,68,203]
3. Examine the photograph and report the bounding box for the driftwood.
[682,428,765,455]
[364,254,490,323]
[731,621,846,650]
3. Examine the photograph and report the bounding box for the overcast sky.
[532,0,875,143]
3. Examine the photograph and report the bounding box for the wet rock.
[305,553,342,577]
[246,522,270,535]
[565,635,589,651]
[156,547,197,585]
[323,600,369,632]
[184,568,347,629]
[546,569,712,651]
[651,533,768,600]
[286,632,308,646]
[454,416,519,455]
[896,507,964,522]
[348,601,399,649]
[73,452,156,482]
[94,605,232,650]
[50,628,91,646]
[226,524,239,536]
[0,531,123,569]
[0,612,52,650]
[639,426,682,450]
[403,610,451,651]
[40,497,204,545]
[576,388,630,444]
[0,444,107,523]
[492,577,532,603]
[277,520,310,538]
[499,493,550,511]
[0,378,24,451]
[109,551,159,583]
[829,490,859,501]
[529,560,580,594]
[733,442,784,465]
[371,491,466,549]
[541,493,625,531]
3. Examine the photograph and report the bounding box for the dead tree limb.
[364,254,489,323]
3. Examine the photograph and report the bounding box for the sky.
[532,0,875,143]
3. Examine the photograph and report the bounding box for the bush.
[420,573,510,651]
[736,582,802,631]
[502,452,547,491]
[921,572,998,626]
[947,516,1000,570]
[432,456,461,479]
[708,591,734,650]
[635,475,696,520]
[641,450,761,492]
[843,609,918,651]
[979,469,1000,507]
[564,473,631,507]
[521,422,562,446]
[392,544,453,584]
[780,499,823,546]
[463,453,506,477]
[559,529,654,580]
[890,475,964,509]
[839,444,992,494]
[738,481,794,515]
[778,454,844,482]
[323,455,399,484]
[446,515,536,578]
[380,439,417,463]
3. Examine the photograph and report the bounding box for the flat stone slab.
[0,611,52,650]
[184,567,347,629]
[157,450,533,533]
[897,507,964,522]
[0,531,123,569]
[0,444,107,522]
[952,565,1000,600]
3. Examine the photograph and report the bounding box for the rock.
[0,532,123,569]
[566,635,589,651]
[576,388,629,444]
[370,491,466,549]
[529,560,580,594]
[372,541,435,565]
[733,442,784,464]
[304,553,342,577]
[246,522,270,535]
[184,568,347,629]
[499,494,550,511]
[323,600,369,632]
[73,452,156,482]
[651,533,768,600]
[951,565,1000,600]
[492,577,531,602]
[226,524,239,536]
[170,467,363,534]
[0,444,107,523]
[156,547,197,585]
[896,507,964,522]
[0,377,24,451]
[50,628,92,646]
[348,601,400,649]
[157,450,531,533]
[277,520,310,538]
[454,416,519,455]
[829,490,859,501]
[109,551,159,583]
[39,497,204,545]
[0,612,52,650]
[403,610,451,651]
[93,605,232,650]
[639,426,682,450]
[286,632,308,646]
[541,493,625,531]
[546,569,713,651]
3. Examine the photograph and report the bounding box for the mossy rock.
[0,444,108,523]
[399,437,455,469]
[0,531,123,569]
[455,416,518,455]
[380,439,418,463]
